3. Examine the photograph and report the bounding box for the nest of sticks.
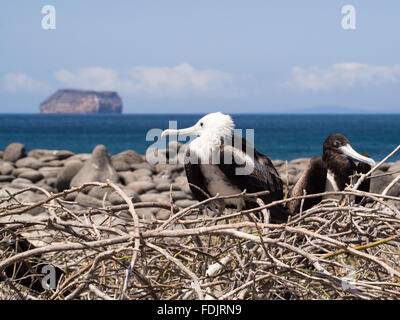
[1,147,400,300]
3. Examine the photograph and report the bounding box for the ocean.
[0,114,399,162]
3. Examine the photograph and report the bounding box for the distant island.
[40,89,123,114]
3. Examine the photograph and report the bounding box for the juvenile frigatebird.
[287,133,375,214]
[161,112,288,223]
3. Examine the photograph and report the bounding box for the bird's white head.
[161,112,234,140]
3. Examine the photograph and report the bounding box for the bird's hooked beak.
[161,125,198,138]
[339,144,376,167]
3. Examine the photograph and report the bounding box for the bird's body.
[288,133,375,214]
[162,112,288,222]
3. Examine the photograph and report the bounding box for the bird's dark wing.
[183,147,210,202]
[288,156,327,214]
[217,135,284,204]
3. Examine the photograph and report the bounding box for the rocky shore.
[1,142,400,222]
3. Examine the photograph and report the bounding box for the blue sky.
[1,1,399,113]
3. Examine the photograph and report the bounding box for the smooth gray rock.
[0,162,14,175]
[35,180,56,193]
[45,177,57,188]
[175,199,198,208]
[3,143,26,162]
[370,170,400,196]
[56,160,84,191]
[63,192,78,202]
[161,191,188,201]
[11,177,33,185]
[88,186,113,200]
[139,193,169,203]
[0,175,14,182]
[132,168,153,179]
[39,167,61,179]
[15,157,45,170]
[127,181,156,194]
[18,169,44,183]
[66,153,91,163]
[107,189,141,205]
[71,145,119,187]
[131,162,154,171]
[111,159,131,172]
[40,160,65,167]
[135,175,153,182]
[118,171,137,185]
[389,161,400,173]
[174,176,191,194]
[27,149,74,161]
[112,150,144,165]
[156,183,181,192]
[156,209,171,220]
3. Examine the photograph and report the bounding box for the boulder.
[131,162,154,171]
[175,199,198,208]
[112,150,144,165]
[0,175,14,182]
[156,209,171,220]
[0,162,14,175]
[370,170,400,196]
[66,153,91,163]
[139,193,169,203]
[111,159,131,172]
[11,177,33,185]
[18,169,44,183]
[39,167,61,179]
[15,157,45,170]
[70,145,119,187]
[127,181,156,194]
[107,189,141,205]
[27,149,74,161]
[118,171,137,185]
[131,168,153,180]
[56,160,84,191]
[156,183,181,192]
[161,191,188,201]
[88,186,113,200]
[3,143,26,162]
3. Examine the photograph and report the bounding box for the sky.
[1,1,400,113]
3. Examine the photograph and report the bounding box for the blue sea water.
[0,114,399,162]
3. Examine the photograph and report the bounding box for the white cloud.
[286,63,400,90]
[2,73,50,93]
[53,63,234,97]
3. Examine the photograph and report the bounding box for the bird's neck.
[190,133,231,164]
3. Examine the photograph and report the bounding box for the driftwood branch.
[1,156,400,300]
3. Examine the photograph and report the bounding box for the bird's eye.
[334,140,341,147]
[200,122,204,127]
